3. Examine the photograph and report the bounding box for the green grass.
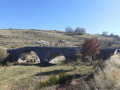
[0,62,93,90]
[0,66,40,90]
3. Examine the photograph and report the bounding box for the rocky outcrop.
[59,40,72,47]
[35,40,50,46]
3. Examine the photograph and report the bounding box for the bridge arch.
[7,46,82,63]
[17,49,41,63]
[49,53,66,63]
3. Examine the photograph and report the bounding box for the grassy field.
[0,29,115,48]
[0,62,93,90]
[0,29,119,89]
[1,54,120,90]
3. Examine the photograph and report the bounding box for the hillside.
[0,29,120,90]
[0,29,119,49]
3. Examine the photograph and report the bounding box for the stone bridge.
[97,47,120,60]
[7,46,120,63]
[7,46,82,63]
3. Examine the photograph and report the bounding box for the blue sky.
[0,0,120,35]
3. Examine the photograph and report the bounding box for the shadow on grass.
[15,63,56,67]
[35,69,73,76]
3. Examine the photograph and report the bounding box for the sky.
[0,0,120,35]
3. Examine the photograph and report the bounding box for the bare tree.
[102,31,108,36]
[65,27,73,33]
[74,27,86,35]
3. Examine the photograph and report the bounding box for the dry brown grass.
[0,29,115,48]
[0,47,9,65]
[95,54,120,90]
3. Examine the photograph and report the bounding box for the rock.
[59,40,72,47]
[18,59,27,62]
[35,40,50,46]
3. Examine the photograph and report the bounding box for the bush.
[59,72,72,85]
[48,75,59,86]
[0,47,9,66]
[82,39,101,56]
[82,39,101,63]
[36,75,58,89]
[36,72,72,89]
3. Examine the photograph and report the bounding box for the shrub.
[59,72,72,85]
[36,72,72,89]
[82,39,101,63]
[94,54,120,89]
[36,75,58,89]
[48,75,58,86]
[82,39,101,56]
[0,47,9,66]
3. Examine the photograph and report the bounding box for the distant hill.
[0,29,119,49]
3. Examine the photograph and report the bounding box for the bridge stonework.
[7,46,120,63]
[7,47,82,63]
[97,47,120,60]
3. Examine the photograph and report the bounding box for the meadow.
[0,29,120,90]
[0,29,115,48]
[0,62,93,90]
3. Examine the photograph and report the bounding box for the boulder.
[59,40,72,47]
[35,40,50,46]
